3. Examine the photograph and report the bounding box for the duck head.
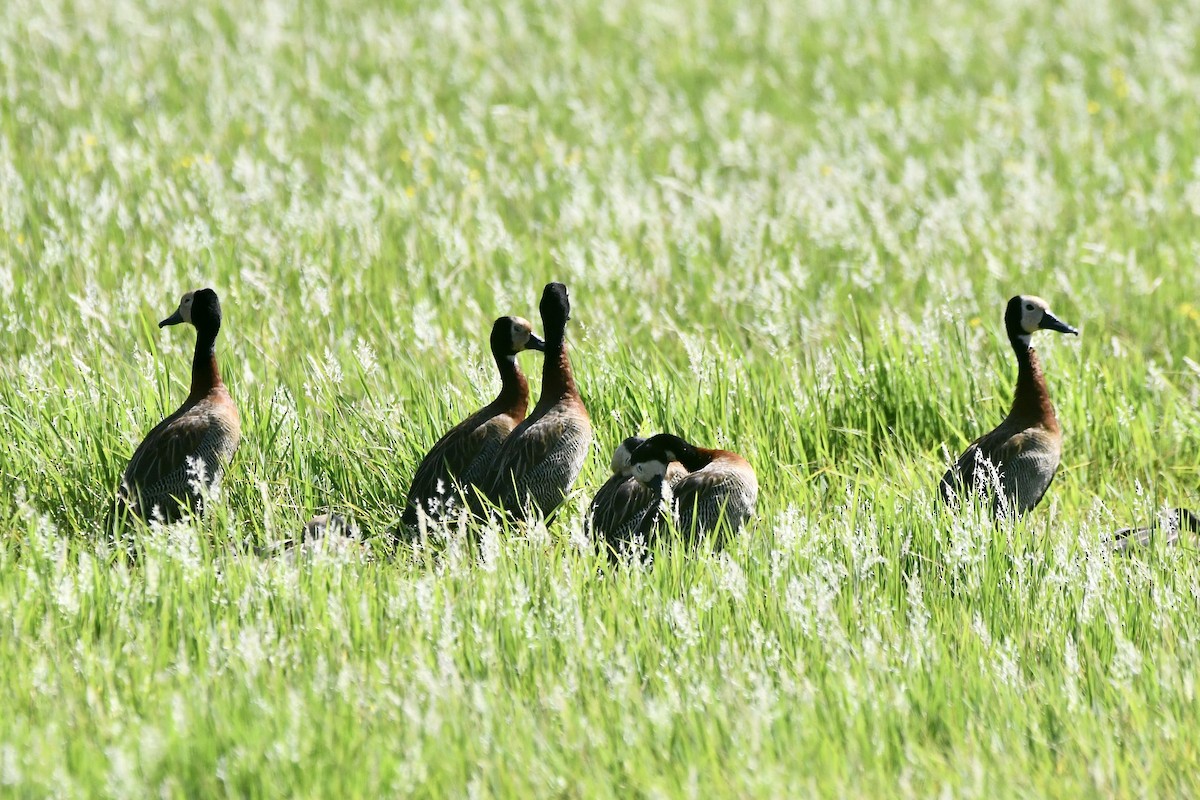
[630,433,693,484]
[160,288,222,333]
[610,436,646,477]
[491,316,546,356]
[1005,295,1077,348]
[539,282,571,336]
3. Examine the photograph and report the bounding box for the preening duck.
[480,282,592,522]
[939,295,1078,515]
[1110,508,1200,552]
[587,435,687,553]
[629,433,758,543]
[401,316,545,529]
[112,288,241,525]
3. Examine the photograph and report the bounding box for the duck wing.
[939,428,1011,505]
[483,416,558,501]
[404,411,516,524]
[940,425,1061,514]
[671,466,756,538]
[484,408,593,518]
[589,475,657,544]
[118,408,227,514]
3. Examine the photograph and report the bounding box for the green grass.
[2,0,1200,795]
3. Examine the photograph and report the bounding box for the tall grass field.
[3,0,1200,795]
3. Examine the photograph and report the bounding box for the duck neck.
[661,435,714,472]
[539,327,577,404]
[1008,333,1055,427]
[494,353,530,416]
[188,325,222,401]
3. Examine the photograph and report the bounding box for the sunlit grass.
[2,0,1200,795]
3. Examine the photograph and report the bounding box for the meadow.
[2,0,1200,795]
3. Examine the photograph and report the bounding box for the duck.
[401,316,545,529]
[479,282,592,522]
[111,288,241,525]
[587,435,688,554]
[939,295,1078,515]
[628,433,758,543]
[302,512,360,540]
[253,513,366,561]
[1110,508,1200,552]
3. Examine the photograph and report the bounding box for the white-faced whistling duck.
[628,433,758,544]
[302,512,361,541]
[401,316,545,529]
[587,435,688,554]
[112,289,241,525]
[252,513,365,561]
[939,295,1078,515]
[1110,508,1200,552]
[480,282,592,522]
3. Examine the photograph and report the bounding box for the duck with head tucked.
[588,435,687,555]
[939,295,1078,516]
[628,433,757,545]
[111,288,241,526]
[480,282,592,522]
[401,316,545,530]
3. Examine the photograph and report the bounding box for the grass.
[2,0,1200,795]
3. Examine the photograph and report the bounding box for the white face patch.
[633,459,668,484]
[611,443,635,476]
[510,317,532,351]
[179,291,195,323]
[1018,295,1048,334]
